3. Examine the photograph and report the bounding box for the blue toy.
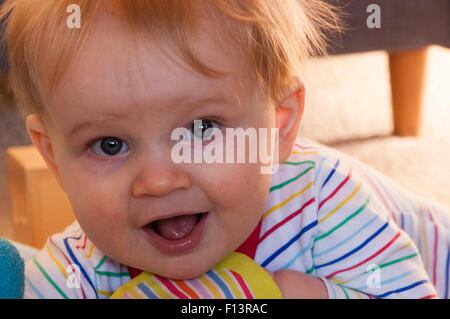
[0,237,25,299]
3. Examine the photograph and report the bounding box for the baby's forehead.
[45,11,255,113]
[44,14,258,125]
[5,0,333,119]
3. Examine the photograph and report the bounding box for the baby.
[2,0,449,299]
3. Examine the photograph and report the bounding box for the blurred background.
[298,0,449,208]
[300,45,450,206]
[0,0,449,247]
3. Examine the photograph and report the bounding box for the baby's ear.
[26,114,65,191]
[275,78,305,163]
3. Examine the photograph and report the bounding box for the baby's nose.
[131,159,191,198]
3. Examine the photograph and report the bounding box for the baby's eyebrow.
[66,93,236,137]
[65,101,151,138]
[181,94,233,109]
[67,114,124,138]
[67,119,100,137]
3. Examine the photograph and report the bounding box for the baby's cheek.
[71,184,126,237]
[77,193,132,259]
[207,163,271,218]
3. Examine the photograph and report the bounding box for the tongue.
[153,214,200,240]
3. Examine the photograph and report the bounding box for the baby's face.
[43,14,275,279]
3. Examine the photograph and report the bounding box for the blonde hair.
[0,0,341,116]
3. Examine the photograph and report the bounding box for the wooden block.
[389,47,429,136]
[6,145,76,249]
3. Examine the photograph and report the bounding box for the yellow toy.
[111,253,282,299]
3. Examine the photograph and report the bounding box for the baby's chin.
[124,246,227,281]
[141,258,221,280]
[158,267,211,281]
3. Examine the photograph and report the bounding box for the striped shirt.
[25,138,449,298]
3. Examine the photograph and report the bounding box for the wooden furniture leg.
[388,47,429,136]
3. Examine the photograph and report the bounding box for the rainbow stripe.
[120,269,254,299]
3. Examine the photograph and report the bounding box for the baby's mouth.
[150,213,204,240]
[142,212,209,255]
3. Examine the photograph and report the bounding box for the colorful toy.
[0,237,25,299]
[111,252,282,299]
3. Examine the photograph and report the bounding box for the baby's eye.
[188,120,221,141]
[90,137,129,157]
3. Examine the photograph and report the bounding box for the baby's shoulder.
[274,137,344,187]
[41,222,105,269]
[270,137,384,216]
[283,137,383,190]
[264,138,335,221]
[283,137,342,169]
[26,222,128,298]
